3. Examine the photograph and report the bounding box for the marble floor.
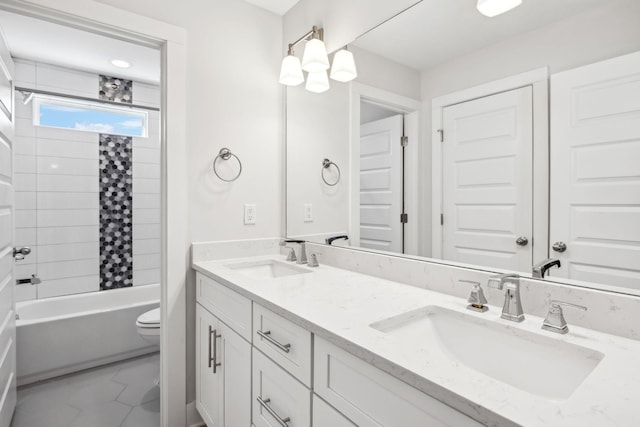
[11,353,160,427]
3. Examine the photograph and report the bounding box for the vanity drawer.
[253,348,311,427]
[196,272,252,341]
[314,337,483,427]
[253,303,312,387]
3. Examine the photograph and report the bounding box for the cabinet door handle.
[257,396,290,427]
[210,327,221,373]
[257,330,291,353]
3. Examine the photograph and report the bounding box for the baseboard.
[187,400,205,427]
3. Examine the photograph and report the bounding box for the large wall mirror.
[286,0,640,295]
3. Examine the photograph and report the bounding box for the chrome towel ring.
[321,158,340,186]
[213,148,242,182]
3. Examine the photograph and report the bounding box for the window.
[33,95,148,138]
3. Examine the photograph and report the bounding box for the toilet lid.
[137,308,160,326]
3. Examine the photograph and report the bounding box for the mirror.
[286,0,640,295]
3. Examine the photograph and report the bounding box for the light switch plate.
[304,204,313,222]
[244,204,256,225]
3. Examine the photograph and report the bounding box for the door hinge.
[440,213,444,225]
[437,129,444,142]
[400,136,408,147]
[400,213,408,224]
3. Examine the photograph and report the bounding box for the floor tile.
[69,401,132,427]
[120,398,160,427]
[11,404,79,427]
[112,362,158,386]
[117,382,160,406]
[67,380,126,409]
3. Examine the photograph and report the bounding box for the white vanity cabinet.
[195,272,483,427]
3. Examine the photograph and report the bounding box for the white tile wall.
[13,59,161,298]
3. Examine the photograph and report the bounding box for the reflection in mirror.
[286,0,640,295]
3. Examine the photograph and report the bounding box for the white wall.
[94,0,283,405]
[419,0,640,259]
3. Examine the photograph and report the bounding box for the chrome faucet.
[532,258,561,279]
[487,273,524,322]
[325,235,348,245]
[541,300,587,334]
[280,239,308,264]
[460,279,489,313]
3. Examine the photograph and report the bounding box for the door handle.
[515,237,529,246]
[552,242,567,253]
[212,328,221,374]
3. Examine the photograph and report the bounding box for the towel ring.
[321,158,340,186]
[213,148,242,182]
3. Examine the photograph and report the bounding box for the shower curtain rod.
[15,86,161,112]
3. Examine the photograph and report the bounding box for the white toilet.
[136,307,160,346]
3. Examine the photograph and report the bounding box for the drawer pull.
[257,396,291,426]
[209,327,222,374]
[257,330,291,353]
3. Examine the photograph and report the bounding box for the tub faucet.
[488,273,524,322]
[532,258,561,279]
[325,235,348,245]
[280,239,308,264]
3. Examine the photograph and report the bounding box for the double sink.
[224,259,603,401]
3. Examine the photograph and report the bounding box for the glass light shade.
[301,38,330,72]
[305,71,330,93]
[279,55,304,86]
[477,0,522,17]
[330,49,358,82]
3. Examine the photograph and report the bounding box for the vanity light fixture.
[477,0,522,17]
[279,26,358,91]
[330,47,358,83]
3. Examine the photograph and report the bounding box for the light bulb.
[330,49,358,83]
[301,38,330,73]
[477,0,522,17]
[279,55,304,86]
[305,71,330,93]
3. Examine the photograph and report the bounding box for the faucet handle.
[487,273,520,289]
[307,253,319,267]
[542,300,587,334]
[286,248,297,262]
[460,280,488,313]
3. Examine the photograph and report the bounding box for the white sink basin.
[225,260,311,280]
[370,306,603,400]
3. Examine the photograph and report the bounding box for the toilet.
[136,307,160,347]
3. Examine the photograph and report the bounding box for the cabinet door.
[219,321,251,426]
[196,304,222,427]
[313,395,355,427]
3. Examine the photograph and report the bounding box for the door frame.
[0,1,188,426]
[350,82,421,256]
[431,68,549,265]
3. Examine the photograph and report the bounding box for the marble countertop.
[192,255,640,427]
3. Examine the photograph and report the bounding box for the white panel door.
[359,115,403,253]
[195,304,221,427]
[441,87,533,271]
[218,320,250,427]
[550,52,640,288]
[0,28,16,427]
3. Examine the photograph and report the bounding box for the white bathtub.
[16,283,160,386]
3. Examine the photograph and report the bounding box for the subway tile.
[37,156,98,176]
[14,173,36,191]
[14,99,33,120]
[132,82,160,108]
[133,269,160,286]
[14,59,36,86]
[38,259,98,280]
[37,174,98,192]
[133,132,159,149]
[15,228,37,246]
[132,163,160,179]
[15,283,37,302]
[133,224,160,240]
[15,118,36,138]
[37,192,99,210]
[15,192,36,210]
[133,194,160,209]
[36,125,99,144]
[14,137,36,156]
[14,155,36,173]
[38,226,99,245]
[133,148,159,165]
[16,247,37,266]
[15,264,36,281]
[133,239,160,255]
[133,209,160,224]
[133,178,159,194]
[36,63,98,98]
[37,209,99,227]
[38,242,99,263]
[15,210,36,228]
[133,254,160,271]
[37,139,98,160]
[37,275,100,298]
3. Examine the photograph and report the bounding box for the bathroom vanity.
[192,247,640,427]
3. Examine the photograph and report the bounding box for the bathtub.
[16,283,160,386]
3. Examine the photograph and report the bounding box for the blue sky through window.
[37,101,146,137]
